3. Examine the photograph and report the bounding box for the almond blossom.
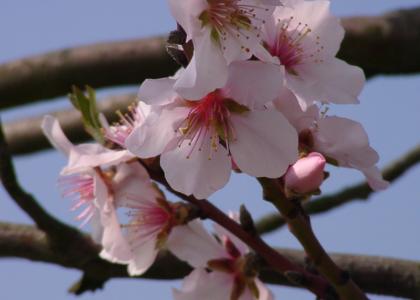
[100,101,151,149]
[126,61,298,199]
[275,93,389,190]
[284,151,326,194]
[100,162,191,275]
[42,115,132,241]
[168,219,273,300]
[257,0,365,108]
[42,115,178,274]
[167,0,281,99]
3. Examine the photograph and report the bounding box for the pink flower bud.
[284,152,326,194]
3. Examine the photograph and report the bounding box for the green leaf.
[69,86,104,144]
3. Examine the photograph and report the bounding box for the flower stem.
[258,178,369,300]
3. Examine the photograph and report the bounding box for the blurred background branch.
[1,6,420,110]
[1,222,419,298]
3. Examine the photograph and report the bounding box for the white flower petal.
[224,60,285,108]
[167,220,227,268]
[361,166,389,191]
[230,110,298,178]
[174,32,228,100]
[173,269,232,300]
[62,146,132,176]
[95,173,132,264]
[112,162,160,207]
[138,77,178,106]
[301,58,365,105]
[167,0,207,41]
[273,88,319,132]
[41,115,73,156]
[288,0,344,58]
[314,116,379,168]
[126,107,186,158]
[127,238,160,276]
[160,135,231,199]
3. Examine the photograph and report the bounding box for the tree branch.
[339,7,420,78]
[256,144,420,235]
[258,178,368,300]
[1,6,420,109]
[138,159,333,299]
[1,222,419,298]
[0,37,178,109]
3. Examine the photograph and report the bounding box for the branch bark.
[258,178,368,300]
[0,37,178,109]
[1,6,420,109]
[256,144,420,235]
[2,222,419,299]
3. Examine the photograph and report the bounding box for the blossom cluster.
[42,0,388,299]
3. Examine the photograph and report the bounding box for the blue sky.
[1,1,420,299]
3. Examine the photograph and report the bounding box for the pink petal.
[127,238,160,276]
[230,110,298,178]
[224,60,285,109]
[174,31,228,100]
[173,269,232,300]
[41,115,73,156]
[138,77,178,106]
[160,136,231,199]
[362,166,389,191]
[167,220,227,268]
[126,106,186,158]
[95,173,132,264]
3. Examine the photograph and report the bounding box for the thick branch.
[1,6,420,109]
[1,222,419,299]
[256,144,420,235]
[0,37,178,109]
[339,7,420,78]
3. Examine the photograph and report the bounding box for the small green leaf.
[69,86,104,144]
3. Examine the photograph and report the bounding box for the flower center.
[102,104,145,147]
[177,90,248,159]
[58,174,95,226]
[267,16,324,74]
[200,0,270,52]
[123,196,172,249]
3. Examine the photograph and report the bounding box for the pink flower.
[168,0,280,99]
[284,152,326,194]
[258,0,365,108]
[42,116,134,258]
[126,61,298,199]
[42,115,132,237]
[100,101,151,148]
[275,94,389,190]
[99,162,178,276]
[168,218,273,300]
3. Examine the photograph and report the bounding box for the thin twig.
[256,144,420,235]
[258,178,368,300]
[138,159,334,299]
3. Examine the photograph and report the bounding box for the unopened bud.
[284,152,326,194]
